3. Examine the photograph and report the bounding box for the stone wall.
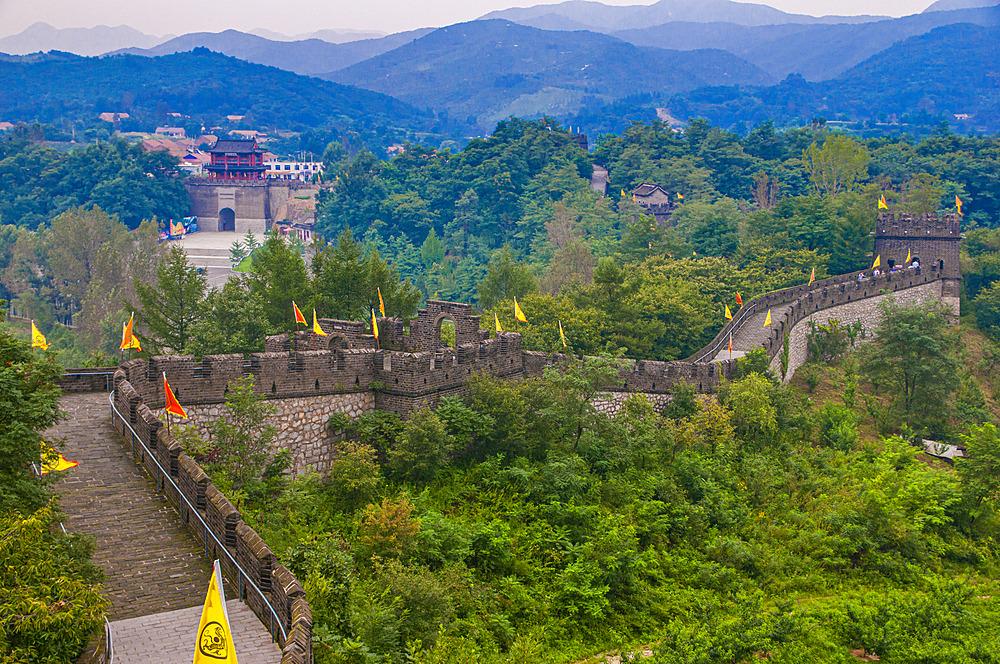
[769,280,953,382]
[154,391,374,474]
[592,391,673,417]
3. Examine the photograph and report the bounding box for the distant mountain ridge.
[613,5,1000,80]
[656,23,1000,132]
[110,28,435,76]
[480,0,889,31]
[0,22,173,57]
[323,19,774,130]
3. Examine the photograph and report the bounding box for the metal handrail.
[108,390,288,643]
[695,302,758,363]
[105,616,114,664]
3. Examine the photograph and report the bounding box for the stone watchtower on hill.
[873,211,961,313]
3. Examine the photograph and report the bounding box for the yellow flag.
[621,189,626,197]
[193,560,238,664]
[514,297,528,323]
[39,441,78,475]
[906,248,911,264]
[495,312,502,333]
[763,309,771,328]
[676,192,683,200]
[878,195,888,210]
[120,312,135,350]
[121,322,141,350]
[371,309,379,339]
[956,195,963,215]
[558,320,567,348]
[313,310,328,336]
[724,304,732,321]
[809,266,815,285]
[31,321,49,350]
[872,254,881,269]
[377,287,385,317]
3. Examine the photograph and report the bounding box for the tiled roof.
[632,183,666,197]
[210,139,262,154]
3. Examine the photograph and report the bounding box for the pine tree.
[132,245,207,354]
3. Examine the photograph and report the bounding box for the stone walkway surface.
[47,392,281,663]
[49,392,211,620]
[109,599,281,663]
[711,303,793,361]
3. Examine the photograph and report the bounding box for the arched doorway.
[218,208,235,232]
[436,315,456,348]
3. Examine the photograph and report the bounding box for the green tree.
[0,326,63,513]
[957,423,1000,531]
[388,409,454,484]
[210,376,278,492]
[802,133,871,199]
[186,277,269,357]
[132,245,207,354]
[541,353,625,449]
[0,502,107,662]
[248,231,310,331]
[478,244,537,310]
[860,298,960,427]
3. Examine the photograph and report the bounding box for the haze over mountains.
[2,0,998,137]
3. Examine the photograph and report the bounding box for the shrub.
[818,403,859,451]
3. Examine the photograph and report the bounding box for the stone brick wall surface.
[154,391,374,475]
[769,280,950,382]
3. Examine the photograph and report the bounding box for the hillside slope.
[660,23,1000,132]
[323,20,774,129]
[613,5,1000,80]
[0,49,442,137]
[110,28,435,76]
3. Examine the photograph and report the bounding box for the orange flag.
[956,195,963,215]
[371,309,379,339]
[809,266,815,285]
[377,287,386,317]
[292,301,306,326]
[736,292,743,306]
[163,372,187,419]
[878,195,889,210]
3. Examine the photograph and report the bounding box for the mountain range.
[2,0,999,140]
[323,19,773,128]
[480,0,888,30]
[111,28,435,76]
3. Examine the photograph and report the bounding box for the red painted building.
[206,138,266,181]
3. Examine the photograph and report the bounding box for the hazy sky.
[0,0,936,39]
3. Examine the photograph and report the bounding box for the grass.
[232,251,254,273]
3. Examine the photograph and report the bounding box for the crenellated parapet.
[874,212,961,280]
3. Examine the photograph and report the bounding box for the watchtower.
[874,211,961,306]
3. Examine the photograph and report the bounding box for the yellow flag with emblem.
[193,560,237,664]
[724,305,732,321]
[872,254,881,269]
[514,297,528,323]
[763,309,772,328]
[495,312,502,333]
[31,321,49,350]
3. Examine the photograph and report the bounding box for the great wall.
[53,211,960,663]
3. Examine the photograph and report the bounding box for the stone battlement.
[875,211,961,238]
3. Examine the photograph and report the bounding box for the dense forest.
[0,49,461,151]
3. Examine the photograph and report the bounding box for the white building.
[264,159,324,181]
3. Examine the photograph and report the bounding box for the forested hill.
[653,23,1000,134]
[0,49,458,142]
[323,20,775,132]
